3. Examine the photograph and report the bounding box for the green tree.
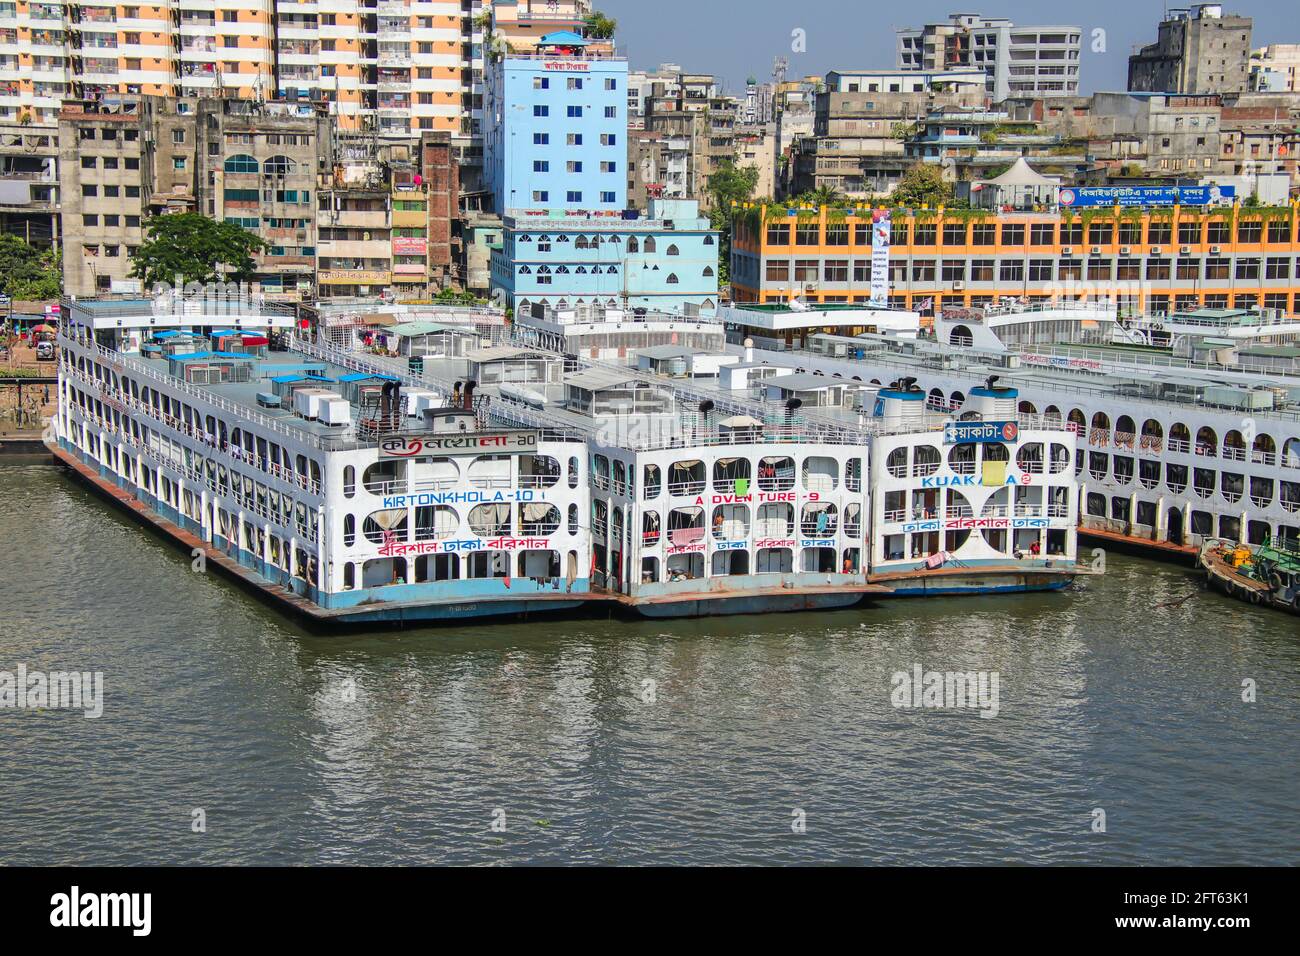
[890,163,956,208]
[705,162,760,286]
[0,234,61,300]
[583,12,617,39]
[129,213,268,289]
[795,186,848,207]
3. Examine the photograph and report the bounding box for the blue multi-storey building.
[484,31,628,215]
[484,31,719,316]
[491,198,721,316]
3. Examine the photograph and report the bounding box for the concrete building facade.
[1128,4,1253,95]
[896,13,1082,101]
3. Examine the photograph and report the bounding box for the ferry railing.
[886,464,908,478]
[411,476,458,492]
[519,521,561,537]
[69,337,356,457]
[950,460,976,475]
[800,522,838,537]
[1167,437,1191,454]
[64,359,323,494]
[364,478,403,496]
[792,337,1300,424]
[712,522,750,541]
[882,509,906,522]
[1221,446,1247,462]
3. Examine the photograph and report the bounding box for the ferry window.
[641,557,660,584]
[568,456,579,489]
[643,464,661,499]
[362,508,407,544]
[568,504,579,535]
[343,563,355,589]
[343,465,356,497]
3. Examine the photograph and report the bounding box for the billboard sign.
[1058,185,1236,208]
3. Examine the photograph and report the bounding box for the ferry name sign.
[379,431,539,458]
[943,421,1018,445]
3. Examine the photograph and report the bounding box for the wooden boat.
[1198,537,1300,615]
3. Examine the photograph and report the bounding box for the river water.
[0,465,1295,865]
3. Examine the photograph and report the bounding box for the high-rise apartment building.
[482,29,627,215]
[0,0,487,137]
[897,13,1082,101]
[1128,4,1253,95]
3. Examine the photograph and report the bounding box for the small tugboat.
[1199,536,1300,615]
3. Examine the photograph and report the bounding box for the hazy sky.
[601,0,1294,95]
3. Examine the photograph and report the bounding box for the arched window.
[666,243,679,256]
[666,273,679,284]
[643,236,657,253]
[627,236,639,253]
[703,266,714,277]
[263,155,295,176]
[224,154,257,173]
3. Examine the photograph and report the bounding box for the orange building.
[730,203,1300,319]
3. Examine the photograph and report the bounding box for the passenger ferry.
[717,300,1300,561]
[52,292,1082,627]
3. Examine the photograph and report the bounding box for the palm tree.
[796,186,848,208]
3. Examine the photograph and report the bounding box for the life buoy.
[1249,589,1262,605]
